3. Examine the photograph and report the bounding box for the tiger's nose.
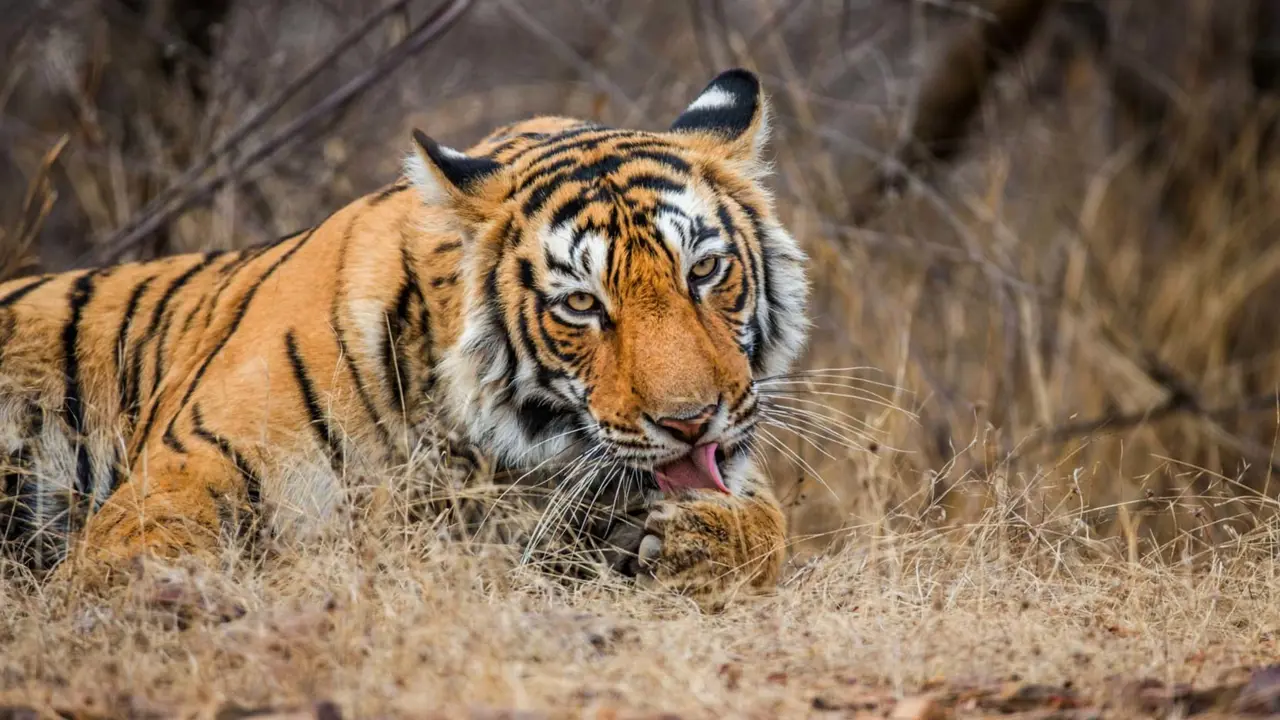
[653,403,718,444]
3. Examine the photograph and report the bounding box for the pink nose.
[654,404,717,444]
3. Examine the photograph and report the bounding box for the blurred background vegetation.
[5,0,1280,565]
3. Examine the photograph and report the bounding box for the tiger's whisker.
[761,392,914,425]
[756,366,905,389]
[514,425,591,461]
[475,442,590,536]
[758,404,892,448]
[519,449,598,559]
[758,399,888,437]
[759,409,874,451]
[755,379,903,403]
[757,375,906,393]
[754,428,841,503]
[521,446,609,562]
[760,420,847,464]
[757,387,908,414]
[575,460,626,542]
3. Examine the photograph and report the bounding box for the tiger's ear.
[405,129,502,206]
[669,68,770,169]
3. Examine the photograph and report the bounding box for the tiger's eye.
[564,292,598,313]
[690,256,720,279]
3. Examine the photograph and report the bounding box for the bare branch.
[494,0,642,120]
[1034,383,1280,476]
[849,0,1059,225]
[83,0,465,266]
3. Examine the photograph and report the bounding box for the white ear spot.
[436,145,469,161]
[404,151,447,206]
[685,86,738,112]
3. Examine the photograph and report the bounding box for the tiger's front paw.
[50,499,226,599]
[636,494,785,610]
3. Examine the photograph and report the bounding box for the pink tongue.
[655,443,729,495]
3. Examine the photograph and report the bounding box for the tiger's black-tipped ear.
[669,68,769,166]
[406,129,502,205]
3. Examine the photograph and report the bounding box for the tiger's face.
[413,70,809,496]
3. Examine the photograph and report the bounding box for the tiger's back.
[0,180,472,571]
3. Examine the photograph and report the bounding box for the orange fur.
[0,70,808,607]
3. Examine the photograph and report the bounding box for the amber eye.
[689,256,721,281]
[563,292,599,314]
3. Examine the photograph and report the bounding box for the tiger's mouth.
[653,443,731,495]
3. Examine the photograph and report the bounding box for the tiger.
[0,68,810,607]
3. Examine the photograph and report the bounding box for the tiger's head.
[410,69,809,496]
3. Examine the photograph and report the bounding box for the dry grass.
[6,1,1280,717]
[3,493,1278,718]
[4,494,1280,718]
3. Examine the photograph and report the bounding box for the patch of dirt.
[4,667,1278,719]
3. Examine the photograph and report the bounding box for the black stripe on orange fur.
[369,181,410,205]
[61,270,100,498]
[151,252,225,401]
[191,403,262,509]
[381,270,416,414]
[180,253,239,337]
[114,275,158,411]
[285,330,343,472]
[126,255,220,426]
[201,246,267,332]
[0,275,52,307]
[164,226,319,449]
[331,213,394,457]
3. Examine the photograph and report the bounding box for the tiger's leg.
[636,475,786,611]
[55,439,256,587]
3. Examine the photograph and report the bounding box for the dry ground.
[2,495,1278,719]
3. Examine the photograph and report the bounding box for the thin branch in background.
[689,1,729,78]
[0,134,68,282]
[494,0,642,121]
[85,0,427,264]
[84,0,474,266]
[744,0,815,50]
[98,0,215,73]
[0,2,55,70]
[849,0,1058,225]
[1028,381,1280,476]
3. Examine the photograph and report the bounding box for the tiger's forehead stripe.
[490,126,634,170]
[486,127,770,377]
[485,135,724,310]
[506,134,698,224]
[479,127,774,314]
